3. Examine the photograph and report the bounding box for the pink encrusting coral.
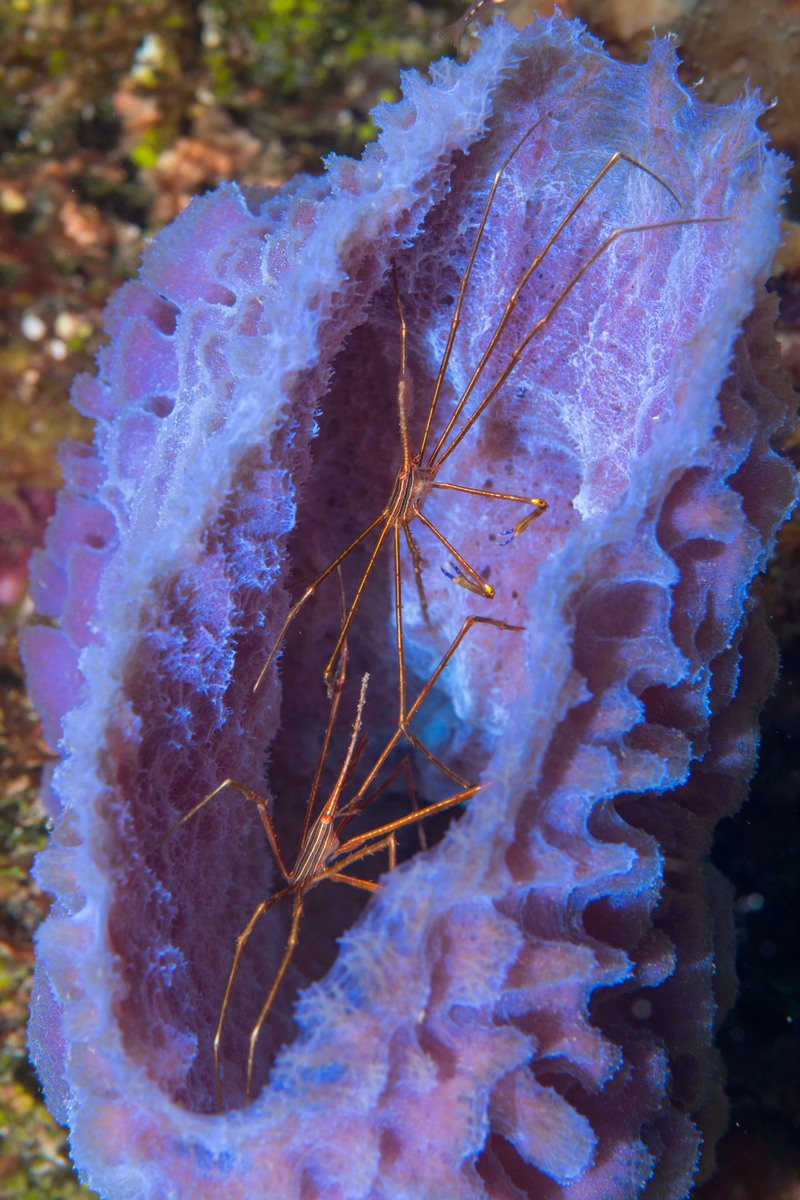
[21,14,794,1200]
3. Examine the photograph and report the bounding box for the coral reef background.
[0,1,797,1197]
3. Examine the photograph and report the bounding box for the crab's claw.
[499,497,548,546]
[442,563,495,599]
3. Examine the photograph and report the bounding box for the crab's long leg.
[253,513,384,695]
[322,520,392,694]
[404,754,427,852]
[350,614,522,805]
[408,613,523,725]
[151,778,291,883]
[415,509,494,598]
[436,215,729,469]
[213,886,290,1110]
[401,726,471,786]
[326,872,382,891]
[431,481,549,543]
[335,752,412,829]
[432,481,547,509]
[419,117,546,459]
[299,576,350,848]
[334,784,481,862]
[245,889,305,1104]
[403,521,434,632]
[428,152,682,469]
[393,259,413,475]
[394,523,407,723]
[324,831,400,881]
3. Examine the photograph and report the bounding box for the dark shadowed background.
[0,1,797,1196]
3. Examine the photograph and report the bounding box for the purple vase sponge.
[22,13,795,1200]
